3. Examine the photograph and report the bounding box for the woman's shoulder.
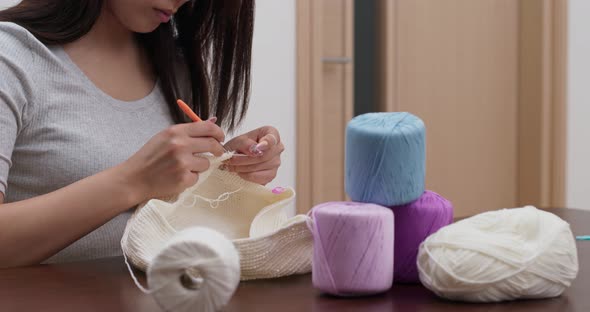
[0,22,54,69]
[0,22,35,52]
[0,22,47,112]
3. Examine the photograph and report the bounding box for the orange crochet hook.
[176,99,203,122]
[177,98,235,155]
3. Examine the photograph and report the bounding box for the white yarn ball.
[148,227,240,312]
[417,206,579,302]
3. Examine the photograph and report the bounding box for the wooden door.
[296,0,354,213]
[378,0,567,217]
[384,0,519,217]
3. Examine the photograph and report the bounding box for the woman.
[0,0,284,267]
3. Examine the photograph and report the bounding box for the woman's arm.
[0,165,139,267]
[0,122,225,268]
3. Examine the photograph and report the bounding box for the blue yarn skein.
[345,112,426,206]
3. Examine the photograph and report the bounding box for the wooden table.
[0,208,588,311]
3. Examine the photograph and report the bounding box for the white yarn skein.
[124,227,240,312]
[417,206,579,302]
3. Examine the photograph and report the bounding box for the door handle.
[322,57,352,64]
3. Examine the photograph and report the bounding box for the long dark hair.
[0,0,254,131]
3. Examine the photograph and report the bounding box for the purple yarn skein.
[390,190,453,283]
[309,202,394,296]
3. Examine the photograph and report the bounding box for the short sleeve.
[0,23,35,195]
[0,85,24,195]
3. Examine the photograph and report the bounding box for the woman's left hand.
[223,126,284,185]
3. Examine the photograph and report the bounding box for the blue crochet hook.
[576,235,590,241]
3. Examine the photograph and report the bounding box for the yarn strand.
[123,251,154,294]
[180,187,243,209]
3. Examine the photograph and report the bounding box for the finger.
[256,133,279,152]
[228,157,280,173]
[181,172,199,188]
[253,128,281,153]
[238,169,277,185]
[228,143,284,166]
[258,126,281,144]
[227,149,275,166]
[189,155,211,173]
[189,137,225,156]
[180,121,225,143]
[224,135,258,155]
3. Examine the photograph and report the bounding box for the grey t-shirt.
[0,22,175,263]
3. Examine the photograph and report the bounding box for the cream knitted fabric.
[121,153,313,281]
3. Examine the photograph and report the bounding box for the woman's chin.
[123,20,164,34]
[135,24,162,34]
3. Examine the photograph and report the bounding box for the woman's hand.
[121,120,225,202]
[223,126,284,185]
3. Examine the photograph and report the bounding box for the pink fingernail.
[207,117,218,123]
[249,144,264,156]
[272,187,286,194]
[256,141,270,152]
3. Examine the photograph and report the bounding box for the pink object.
[249,144,264,156]
[309,202,394,296]
[272,187,286,194]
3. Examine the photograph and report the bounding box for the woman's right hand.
[119,120,225,203]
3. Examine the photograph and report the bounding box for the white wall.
[567,0,590,210]
[234,0,297,215]
[0,0,18,9]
